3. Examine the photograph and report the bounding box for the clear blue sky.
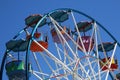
[0,0,120,80]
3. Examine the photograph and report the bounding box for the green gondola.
[6,60,24,73]
[5,60,26,80]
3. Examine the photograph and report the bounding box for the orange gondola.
[77,36,94,52]
[30,41,48,52]
[100,57,118,71]
[26,32,48,52]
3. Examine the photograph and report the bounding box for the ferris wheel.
[1,8,120,80]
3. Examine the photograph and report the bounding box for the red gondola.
[51,26,71,43]
[77,36,94,52]
[26,32,41,40]
[100,57,118,71]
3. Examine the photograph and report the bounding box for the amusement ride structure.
[0,8,120,80]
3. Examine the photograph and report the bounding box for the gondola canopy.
[6,39,28,52]
[50,11,69,22]
[116,73,120,79]
[25,14,46,28]
[98,42,115,52]
[76,21,93,32]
